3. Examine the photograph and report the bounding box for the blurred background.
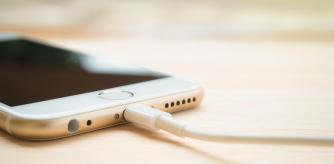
[2,3,334,163]
[0,0,334,40]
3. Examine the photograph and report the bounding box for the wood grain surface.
[1,36,334,164]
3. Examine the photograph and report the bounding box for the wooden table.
[1,36,334,163]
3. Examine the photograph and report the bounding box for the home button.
[98,90,134,100]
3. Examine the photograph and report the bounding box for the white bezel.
[0,77,200,120]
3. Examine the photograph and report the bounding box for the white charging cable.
[124,104,334,145]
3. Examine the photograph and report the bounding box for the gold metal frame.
[1,88,203,140]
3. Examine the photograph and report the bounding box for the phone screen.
[0,36,168,106]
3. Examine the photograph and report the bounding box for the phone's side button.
[98,90,134,100]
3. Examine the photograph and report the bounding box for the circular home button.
[98,90,134,100]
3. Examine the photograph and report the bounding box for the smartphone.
[0,35,203,140]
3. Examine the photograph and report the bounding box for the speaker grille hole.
[182,99,186,104]
[165,103,169,108]
[164,97,197,109]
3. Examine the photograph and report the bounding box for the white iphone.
[0,35,203,140]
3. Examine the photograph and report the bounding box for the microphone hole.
[86,120,92,126]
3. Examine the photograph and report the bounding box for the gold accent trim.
[7,88,203,140]
[0,111,6,130]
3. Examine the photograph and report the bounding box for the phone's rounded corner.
[191,85,205,109]
[187,78,205,101]
[188,80,205,106]
[3,105,127,141]
[0,104,52,140]
[0,110,7,132]
[3,116,68,141]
